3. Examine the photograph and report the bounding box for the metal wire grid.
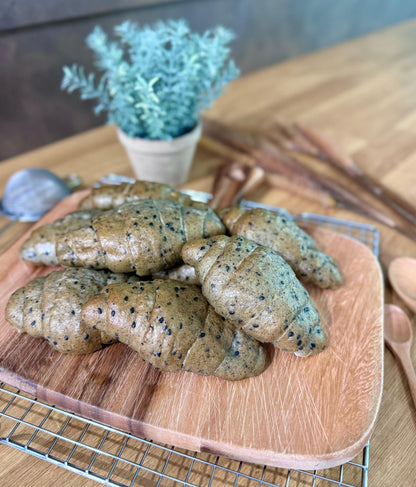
[0,384,370,487]
[0,192,378,487]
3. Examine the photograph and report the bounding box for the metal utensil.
[0,168,72,221]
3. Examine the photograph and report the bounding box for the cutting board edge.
[0,189,385,471]
[0,354,383,471]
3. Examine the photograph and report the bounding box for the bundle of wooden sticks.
[201,116,416,241]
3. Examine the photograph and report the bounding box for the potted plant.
[61,19,239,186]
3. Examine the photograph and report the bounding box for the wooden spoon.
[388,257,416,314]
[384,304,416,410]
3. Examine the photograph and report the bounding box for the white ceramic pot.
[117,122,202,187]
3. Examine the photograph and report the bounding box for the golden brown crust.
[57,199,225,275]
[21,200,225,276]
[78,181,193,210]
[218,206,342,289]
[81,279,266,380]
[181,235,327,357]
[5,268,136,353]
[20,210,101,265]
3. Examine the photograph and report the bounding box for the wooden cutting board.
[0,190,384,470]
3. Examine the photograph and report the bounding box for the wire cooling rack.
[0,191,379,487]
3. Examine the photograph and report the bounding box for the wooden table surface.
[1,18,416,487]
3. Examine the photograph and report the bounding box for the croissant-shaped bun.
[20,199,225,276]
[81,279,266,380]
[182,235,327,357]
[218,206,342,289]
[5,269,137,353]
[20,210,101,265]
[78,181,193,210]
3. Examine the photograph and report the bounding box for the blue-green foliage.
[61,19,239,139]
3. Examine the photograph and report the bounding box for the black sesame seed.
[71,310,75,315]
[234,351,240,356]
[259,295,265,300]
[132,322,136,328]
[297,340,302,346]
[53,341,57,345]
[124,296,129,301]
[84,333,89,340]
[97,308,102,314]
[31,320,36,327]
[288,331,294,337]
[130,307,135,313]
[199,332,206,338]
[159,317,164,323]
[229,310,235,315]
[252,324,259,328]
[64,335,69,340]
[157,351,162,357]
[111,310,116,317]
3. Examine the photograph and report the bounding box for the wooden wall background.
[1,0,416,161]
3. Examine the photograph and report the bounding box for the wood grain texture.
[2,1,416,160]
[2,19,416,487]
[0,190,383,470]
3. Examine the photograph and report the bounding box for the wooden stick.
[294,121,360,175]
[209,173,241,210]
[209,161,255,209]
[203,117,416,238]
[199,136,256,167]
[261,140,399,229]
[294,121,416,226]
[273,117,320,156]
[202,119,331,193]
[201,130,332,207]
[265,173,336,208]
[233,166,265,204]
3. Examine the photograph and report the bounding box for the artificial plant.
[61,19,239,140]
